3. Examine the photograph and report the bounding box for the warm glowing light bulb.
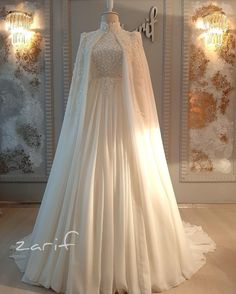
[195,18,205,30]
[201,12,228,48]
[5,10,33,46]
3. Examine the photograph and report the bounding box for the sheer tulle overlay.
[9,22,216,294]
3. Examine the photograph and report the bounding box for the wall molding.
[1,201,235,208]
[44,0,55,178]
[63,0,72,111]
[180,0,191,182]
[162,0,173,162]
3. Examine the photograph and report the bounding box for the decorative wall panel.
[0,0,53,182]
[181,0,236,182]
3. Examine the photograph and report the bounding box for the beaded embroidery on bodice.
[91,22,123,79]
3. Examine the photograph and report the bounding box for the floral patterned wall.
[0,0,52,182]
[181,1,236,181]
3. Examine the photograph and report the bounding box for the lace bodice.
[91,21,123,79]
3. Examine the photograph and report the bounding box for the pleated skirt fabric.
[10,76,216,294]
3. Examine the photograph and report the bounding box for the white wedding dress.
[10,21,216,294]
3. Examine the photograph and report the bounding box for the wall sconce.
[5,10,33,46]
[196,12,229,48]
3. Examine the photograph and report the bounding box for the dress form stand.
[101,11,119,24]
[101,0,119,24]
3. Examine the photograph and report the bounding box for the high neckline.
[100,21,121,32]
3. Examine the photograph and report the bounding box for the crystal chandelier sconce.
[196,12,229,48]
[5,10,33,46]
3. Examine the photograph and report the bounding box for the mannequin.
[101,11,119,24]
[101,0,119,24]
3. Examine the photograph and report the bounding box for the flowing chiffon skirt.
[9,76,216,294]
